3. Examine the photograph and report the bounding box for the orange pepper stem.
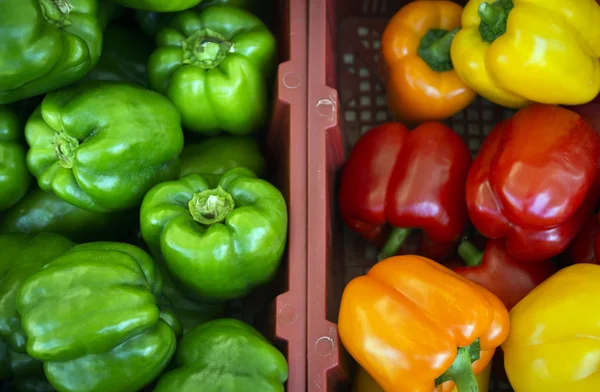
[377,227,411,261]
[478,0,514,43]
[458,240,484,267]
[435,339,481,392]
[417,28,459,73]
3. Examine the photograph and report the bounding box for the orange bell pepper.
[352,362,492,392]
[338,255,510,392]
[381,1,476,124]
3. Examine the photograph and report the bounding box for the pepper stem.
[417,28,459,73]
[435,339,480,392]
[458,240,484,267]
[182,29,233,69]
[39,0,73,27]
[377,227,411,261]
[188,186,235,225]
[478,0,514,43]
[53,132,79,169]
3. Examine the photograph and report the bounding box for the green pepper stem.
[435,339,480,392]
[377,227,411,262]
[53,132,79,169]
[478,0,514,43]
[417,28,459,73]
[458,240,484,267]
[182,29,233,69]
[188,186,235,225]
[39,0,72,26]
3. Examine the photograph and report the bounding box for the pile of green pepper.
[0,1,288,391]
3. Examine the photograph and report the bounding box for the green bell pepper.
[140,167,288,300]
[17,242,177,392]
[83,25,154,87]
[0,0,103,104]
[25,82,184,212]
[157,135,264,333]
[148,6,276,136]
[135,0,256,38]
[114,0,202,12]
[154,318,288,392]
[180,135,266,178]
[0,186,137,242]
[0,339,53,392]
[0,233,75,354]
[0,107,30,212]
[0,233,72,392]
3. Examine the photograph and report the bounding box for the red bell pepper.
[569,93,600,133]
[448,239,557,311]
[339,122,471,261]
[569,214,600,264]
[466,104,600,262]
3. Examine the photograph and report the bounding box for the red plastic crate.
[261,0,308,391]
[306,1,520,391]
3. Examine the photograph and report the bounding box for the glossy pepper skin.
[466,104,600,261]
[451,0,600,108]
[25,82,184,212]
[114,0,202,12]
[180,136,266,178]
[503,263,600,391]
[339,122,471,261]
[135,0,256,38]
[0,107,30,211]
[17,242,177,392]
[83,25,154,87]
[0,0,103,105]
[339,255,510,392]
[352,363,491,392]
[569,214,600,264]
[140,167,288,300]
[381,1,475,124]
[148,6,276,135]
[450,239,557,311]
[0,186,136,243]
[154,318,288,392]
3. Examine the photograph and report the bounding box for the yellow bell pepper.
[352,363,491,392]
[451,0,600,108]
[503,263,600,391]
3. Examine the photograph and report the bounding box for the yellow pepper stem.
[418,28,460,73]
[435,339,480,392]
[478,0,514,43]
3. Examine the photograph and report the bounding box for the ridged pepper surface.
[148,6,276,135]
[25,82,184,212]
[16,242,178,392]
[140,167,288,301]
[0,0,103,104]
[153,319,288,392]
